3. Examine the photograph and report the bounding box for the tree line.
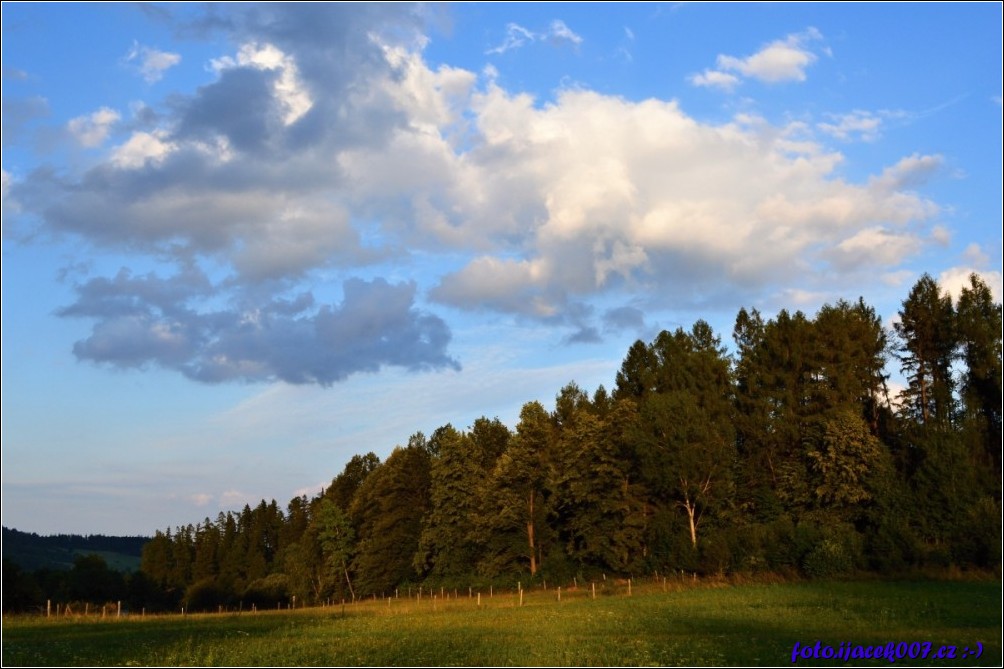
[5,273,1000,613]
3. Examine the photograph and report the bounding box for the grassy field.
[2,578,1000,666]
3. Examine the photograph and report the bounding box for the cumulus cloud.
[939,268,1003,303]
[688,69,741,92]
[418,88,940,320]
[125,42,181,83]
[869,153,943,192]
[109,130,175,169]
[7,5,954,376]
[67,107,121,147]
[59,270,459,385]
[826,227,922,271]
[209,42,312,125]
[690,27,823,90]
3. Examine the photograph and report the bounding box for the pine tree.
[956,273,1003,474]
[350,443,431,595]
[894,274,957,428]
[550,404,646,572]
[634,323,735,550]
[477,401,552,577]
[414,424,484,578]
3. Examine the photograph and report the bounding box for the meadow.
[2,578,1000,666]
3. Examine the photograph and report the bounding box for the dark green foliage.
[549,405,647,574]
[956,273,1003,474]
[67,554,126,603]
[630,323,735,555]
[350,443,431,595]
[415,424,492,580]
[801,410,893,517]
[477,403,551,578]
[315,499,355,599]
[2,559,43,613]
[183,577,230,612]
[894,274,957,427]
[326,453,381,510]
[242,573,291,609]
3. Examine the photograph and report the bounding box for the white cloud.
[110,130,175,169]
[690,27,823,91]
[548,20,583,47]
[413,85,940,315]
[939,267,1003,303]
[125,42,181,83]
[818,110,883,142]
[688,69,741,92]
[486,19,583,55]
[869,153,943,192]
[322,48,947,320]
[486,22,536,55]
[67,107,120,147]
[828,227,922,270]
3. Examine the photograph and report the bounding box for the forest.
[3,272,1000,614]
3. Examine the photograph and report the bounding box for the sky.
[2,3,1001,536]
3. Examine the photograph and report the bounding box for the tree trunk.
[684,494,698,548]
[343,562,355,601]
[527,489,537,576]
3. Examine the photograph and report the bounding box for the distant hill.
[1,527,149,572]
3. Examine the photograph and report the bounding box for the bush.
[697,530,732,576]
[722,524,770,574]
[183,577,232,612]
[243,573,291,608]
[801,521,864,578]
[803,539,854,578]
[950,497,1002,568]
[865,520,920,573]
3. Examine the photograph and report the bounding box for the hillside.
[1,526,149,572]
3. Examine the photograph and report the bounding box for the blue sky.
[2,3,1001,535]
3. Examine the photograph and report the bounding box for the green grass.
[3,579,1000,666]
